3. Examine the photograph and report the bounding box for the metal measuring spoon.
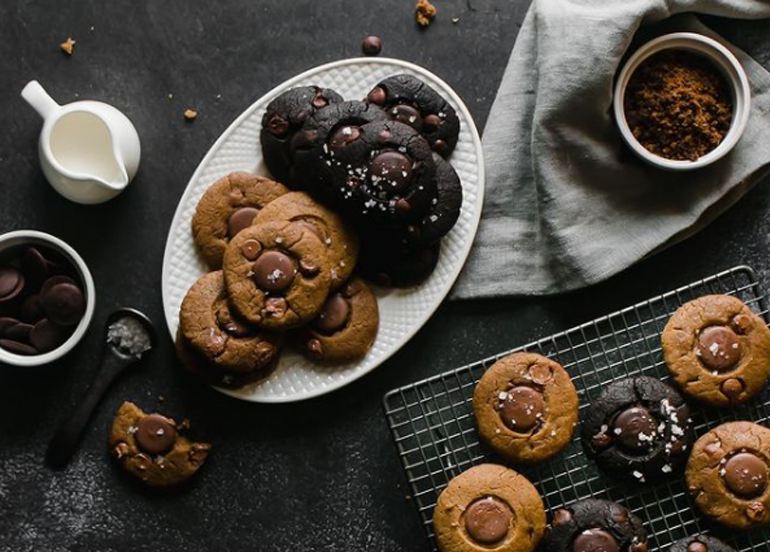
[46,308,156,469]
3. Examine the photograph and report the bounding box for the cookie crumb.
[60,37,76,55]
[415,0,437,27]
[184,108,198,121]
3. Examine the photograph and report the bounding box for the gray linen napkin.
[452,0,770,299]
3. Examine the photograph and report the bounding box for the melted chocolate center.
[697,325,740,371]
[464,496,512,545]
[499,386,545,432]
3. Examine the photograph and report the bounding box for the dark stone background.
[1,1,769,551]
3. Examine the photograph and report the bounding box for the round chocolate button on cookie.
[669,535,736,552]
[223,221,332,330]
[298,277,379,363]
[473,352,579,464]
[253,191,359,290]
[582,376,693,482]
[365,73,460,157]
[542,499,647,552]
[192,172,289,269]
[686,421,770,529]
[259,85,344,185]
[433,464,545,552]
[179,271,282,382]
[662,294,770,407]
[135,414,177,455]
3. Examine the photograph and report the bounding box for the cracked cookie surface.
[686,421,770,530]
[433,463,545,552]
[473,352,578,463]
[223,220,331,329]
[582,375,693,482]
[192,172,289,269]
[109,401,211,488]
[662,294,770,407]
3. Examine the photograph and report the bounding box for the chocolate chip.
[241,239,262,260]
[29,318,68,352]
[0,267,24,303]
[329,125,361,150]
[298,259,320,277]
[612,406,657,451]
[5,322,33,343]
[697,325,740,371]
[313,294,350,335]
[423,113,442,132]
[290,128,318,151]
[395,198,412,215]
[0,339,37,355]
[135,414,177,455]
[361,35,382,56]
[720,377,744,400]
[433,139,449,156]
[498,386,545,432]
[228,207,260,238]
[464,497,512,545]
[263,297,287,318]
[687,542,708,552]
[572,528,619,552]
[592,432,612,449]
[378,128,392,142]
[731,314,752,334]
[20,294,44,324]
[216,305,252,338]
[370,151,413,192]
[528,362,553,385]
[306,338,323,358]
[40,282,85,326]
[389,104,423,131]
[21,247,49,287]
[551,508,572,526]
[311,93,329,109]
[367,86,386,106]
[252,250,297,293]
[268,114,289,137]
[630,543,648,552]
[723,452,768,498]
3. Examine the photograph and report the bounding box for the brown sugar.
[623,50,733,161]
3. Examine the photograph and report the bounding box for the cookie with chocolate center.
[473,352,578,463]
[662,294,770,407]
[405,152,463,245]
[192,172,289,269]
[582,376,693,482]
[223,220,331,329]
[433,463,546,552]
[669,535,736,552]
[297,277,378,363]
[366,73,460,157]
[109,401,211,488]
[357,239,439,288]
[686,421,770,530]
[260,85,343,185]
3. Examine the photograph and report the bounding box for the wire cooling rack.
[383,265,770,552]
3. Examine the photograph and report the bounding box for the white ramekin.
[0,230,95,367]
[614,32,750,171]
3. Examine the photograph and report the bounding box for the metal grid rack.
[383,265,770,551]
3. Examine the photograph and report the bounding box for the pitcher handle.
[21,80,59,120]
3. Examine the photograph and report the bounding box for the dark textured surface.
[0,2,769,551]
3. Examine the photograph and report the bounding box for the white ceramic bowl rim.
[0,230,95,367]
[613,32,751,171]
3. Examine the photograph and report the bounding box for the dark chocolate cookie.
[358,239,439,287]
[542,499,648,552]
[366,73,460,157]
[669,535,736,552]
[582,375,693,483]
[406,152,462,245]
[260,85,343,185]
[290,100,389,204]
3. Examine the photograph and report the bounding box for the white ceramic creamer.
[21,80,141,204]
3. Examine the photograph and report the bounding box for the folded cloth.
[452,0,770,299]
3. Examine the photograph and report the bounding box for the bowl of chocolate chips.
[0,230,95,366]
[614,32,750,170]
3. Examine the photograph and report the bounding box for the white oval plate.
[161,57,485,403]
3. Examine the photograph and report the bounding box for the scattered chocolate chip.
[551,508,572,526]
[432,138,449,156]
[367,86,387,105]
[241,239,262,260]
[306,338,323,358]
[395,198,412,215]
[313,294,350,335]
[361,35,382,56]
[268,114,289,137]
[228,207,260,239]
[720,377,744,400]
[389,104,423,131]
[687,542,707,552]
[329,125,362,150]
[423,114,442,131]
[731,314,752,334]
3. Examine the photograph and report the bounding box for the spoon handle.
[46,353,132,469]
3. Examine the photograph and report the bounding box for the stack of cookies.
[260,74,463,286]
[178,172,380,388]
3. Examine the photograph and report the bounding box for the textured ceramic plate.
[161,57,485,403]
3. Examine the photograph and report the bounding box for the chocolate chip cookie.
[223,220,332,329]
[366,73,461,157]
[252,191,359,289]
[473,352,579,463]
[406,153,462,245]
[192,172,289,269]
[433,463,546,552]
[582,376,693,483]
[260,85,343,184]
[178,271,282,383]
[296,277,378,363]
[686,421,770,530]
[662,294,770,407]
[109,401,211,488]
[291,100,389,204]
[542,499,648,552]
[357,240,440,287]
[669,535,736,552]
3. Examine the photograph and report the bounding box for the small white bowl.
[0,230,95,367]
[614,32,750,171]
